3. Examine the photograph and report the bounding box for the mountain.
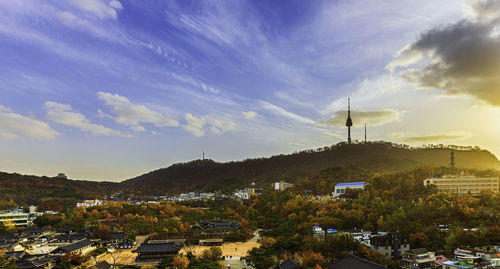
[120,142,500,194]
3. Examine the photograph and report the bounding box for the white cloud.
[98,92,179,131]
[45,101,130,137]
[182,113,236,137]
[68,0,123,20]
[243,111,258,119]
[0,131,18,139]
[0,105,58,139]
[259,101,315,124]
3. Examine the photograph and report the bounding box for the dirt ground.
[90,233,261,266]
[180,241,261,258]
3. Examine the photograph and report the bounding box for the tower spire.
[346,97,353,144]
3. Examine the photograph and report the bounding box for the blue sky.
[1,0,500,181]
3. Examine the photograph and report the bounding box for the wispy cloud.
[388,131,473,143]
[68,0,123,20]
[320,109,401,127]
[45,102,130,137]
[98,92,179,132]
[0,105,58,139]
[259,101,315,124]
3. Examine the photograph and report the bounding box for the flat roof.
[335,182,366,186]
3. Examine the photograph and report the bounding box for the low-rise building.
[333,182,366,197]
[76,199,104,208]
[274,180,294,191]
[132,241,181,262]
[328,254,386,269]
[424,174,499,196]
[51,238,95,256]
[0,210,29,226]
[401,248,435,269]
[370,233,410,259]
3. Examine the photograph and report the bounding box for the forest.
[3,165,497,268]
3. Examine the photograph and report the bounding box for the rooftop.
[328,255,386,269]
[335,182,366,186]
[56,239,93,253]
[132,242,181,253]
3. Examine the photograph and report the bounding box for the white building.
[274,180,294,191]
[334,182,366,197]
[0,209,29,226]
[76,199,104,207]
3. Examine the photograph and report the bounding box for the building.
[313,226,325,238]
[334,182,366,197]
[56,173,67,179]
[424,174,499,196]
[105,232,135,249]
[51,238,95,255]
[401,248,435,269]
[274,180,294,191]
[279,259,298,269]
[132,241,181,261]
[53,232,89,244]
[76,199,104,207]
[0,210,29,226]
[234,187,260,200]
[435,255,448,267]
[370,233,410,259]
[328,254,386,269]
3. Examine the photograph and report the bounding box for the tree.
[410,232,429,249]
[109,250,126,266]
[260,237,277,249]
[173,255,190,269]
[201,246,223,261]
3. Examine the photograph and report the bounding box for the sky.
[1,0,500,181]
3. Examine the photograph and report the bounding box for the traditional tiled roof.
[16,257,54,268]
[132,242,181,253]
[56,239,93,253]
[328,255,386,269]
[4,250,25,259]
[110,232,127,239]
[279,259,298,269]
[55,232,88,241]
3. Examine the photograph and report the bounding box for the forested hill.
[120,142,500,194]
[0,172,117,210]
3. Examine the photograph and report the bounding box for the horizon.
[1,0,500,181]
[4,141,498,183]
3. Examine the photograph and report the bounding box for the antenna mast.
[450,151,455,174]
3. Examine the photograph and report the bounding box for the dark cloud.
[390,0,500,106]
[320,109,400,127]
